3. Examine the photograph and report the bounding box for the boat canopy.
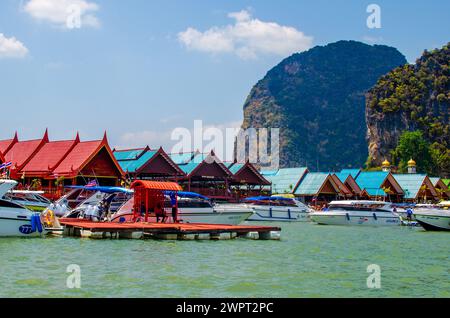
[65,185,133,194]
[170,191,210,200]
[245,196,294,202]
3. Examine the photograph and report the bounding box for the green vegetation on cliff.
[366,43,450,176]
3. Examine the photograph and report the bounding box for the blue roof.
[169,152,196,165]
[113,149,146,161]
[260,170,278,176]
[393,174,427,199]
[334,172,351,183]
[263,167,308,194]
[295,172,330,195]
[115,150,157,173]
[228,163,244,174]
[355,171,389,196]
[340,169,361,178]
[178,161,201,174]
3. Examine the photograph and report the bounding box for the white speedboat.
[0,179,45,237]
[413,201,450,231]
[4,190,51,212]
[244,196,311,222]
[112,192,253,225]
[310,200,401,226]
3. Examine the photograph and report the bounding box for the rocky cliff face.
[240,40,407,170]
[366,43,449,175]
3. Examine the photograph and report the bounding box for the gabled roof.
[330,174,352,196]
[295,172,339,196]
[334,172,362,195]
[227,161,271,186]
[169,151,199,165]
[0,151,4,164]
[393,174,437,199]
[113,146,149,161]
[0,132,18,155]
[115,147,184,176]
[53,133,123,177]
[178,151,232,178]
[116,150,157,173]
[443,179,450,187]
[20,135,80,175]
[356,171,403,197]
[340,169,361,178]
[4,130,49,170]
[262,167,308,194]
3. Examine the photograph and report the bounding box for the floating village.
[0,129,449,240]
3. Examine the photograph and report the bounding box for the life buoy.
[45,210,54,227]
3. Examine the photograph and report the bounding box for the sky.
[0,0,449,157]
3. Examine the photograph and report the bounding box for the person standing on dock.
[406,207,413,222]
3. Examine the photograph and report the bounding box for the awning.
[131,180,182,191]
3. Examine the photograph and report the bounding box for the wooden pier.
[58,219,281,240]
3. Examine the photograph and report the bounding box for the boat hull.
[310,212,400,226]
[0,216,42,237]
[247,206,309,222]
[414,213,450,231]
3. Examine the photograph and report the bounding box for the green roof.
[393,174,427,199]
[116,150,157,173]
[443,179,450,187]
[355,171,389,196]
[264,167,307,194]
[295,173,329,195]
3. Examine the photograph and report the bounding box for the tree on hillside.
[391,131,434,174]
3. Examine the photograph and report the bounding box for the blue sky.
[0,0,449,153]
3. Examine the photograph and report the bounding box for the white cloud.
[0,33,28,58]
[178,9,313,59]
[24,0,100,29]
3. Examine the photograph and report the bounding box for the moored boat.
[112,191,253,225]
[244,196,311,222]
[310,200,401,226]
[0,179,45,237]
[413,201,450,231]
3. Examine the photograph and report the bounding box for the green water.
[0,222,448,298]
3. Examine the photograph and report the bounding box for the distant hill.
[366,42,449,176]
[240,40,407,170]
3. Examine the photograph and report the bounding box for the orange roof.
[20,138,79,175]
[131,180,182,191]
[5,131,49,170]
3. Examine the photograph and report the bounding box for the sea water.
[0,222,448,298]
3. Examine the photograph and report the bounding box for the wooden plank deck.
[58,219,281,240]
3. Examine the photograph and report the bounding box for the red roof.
[0,151,4,164]
[0,132,18,155]
[20,138,79,175]
[5,130,49,170]
[53,140,104,175]
[131,180,182,191]
[52,133,124,177]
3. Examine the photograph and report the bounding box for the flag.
[86,179,98,187]
[0,161,12,170]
